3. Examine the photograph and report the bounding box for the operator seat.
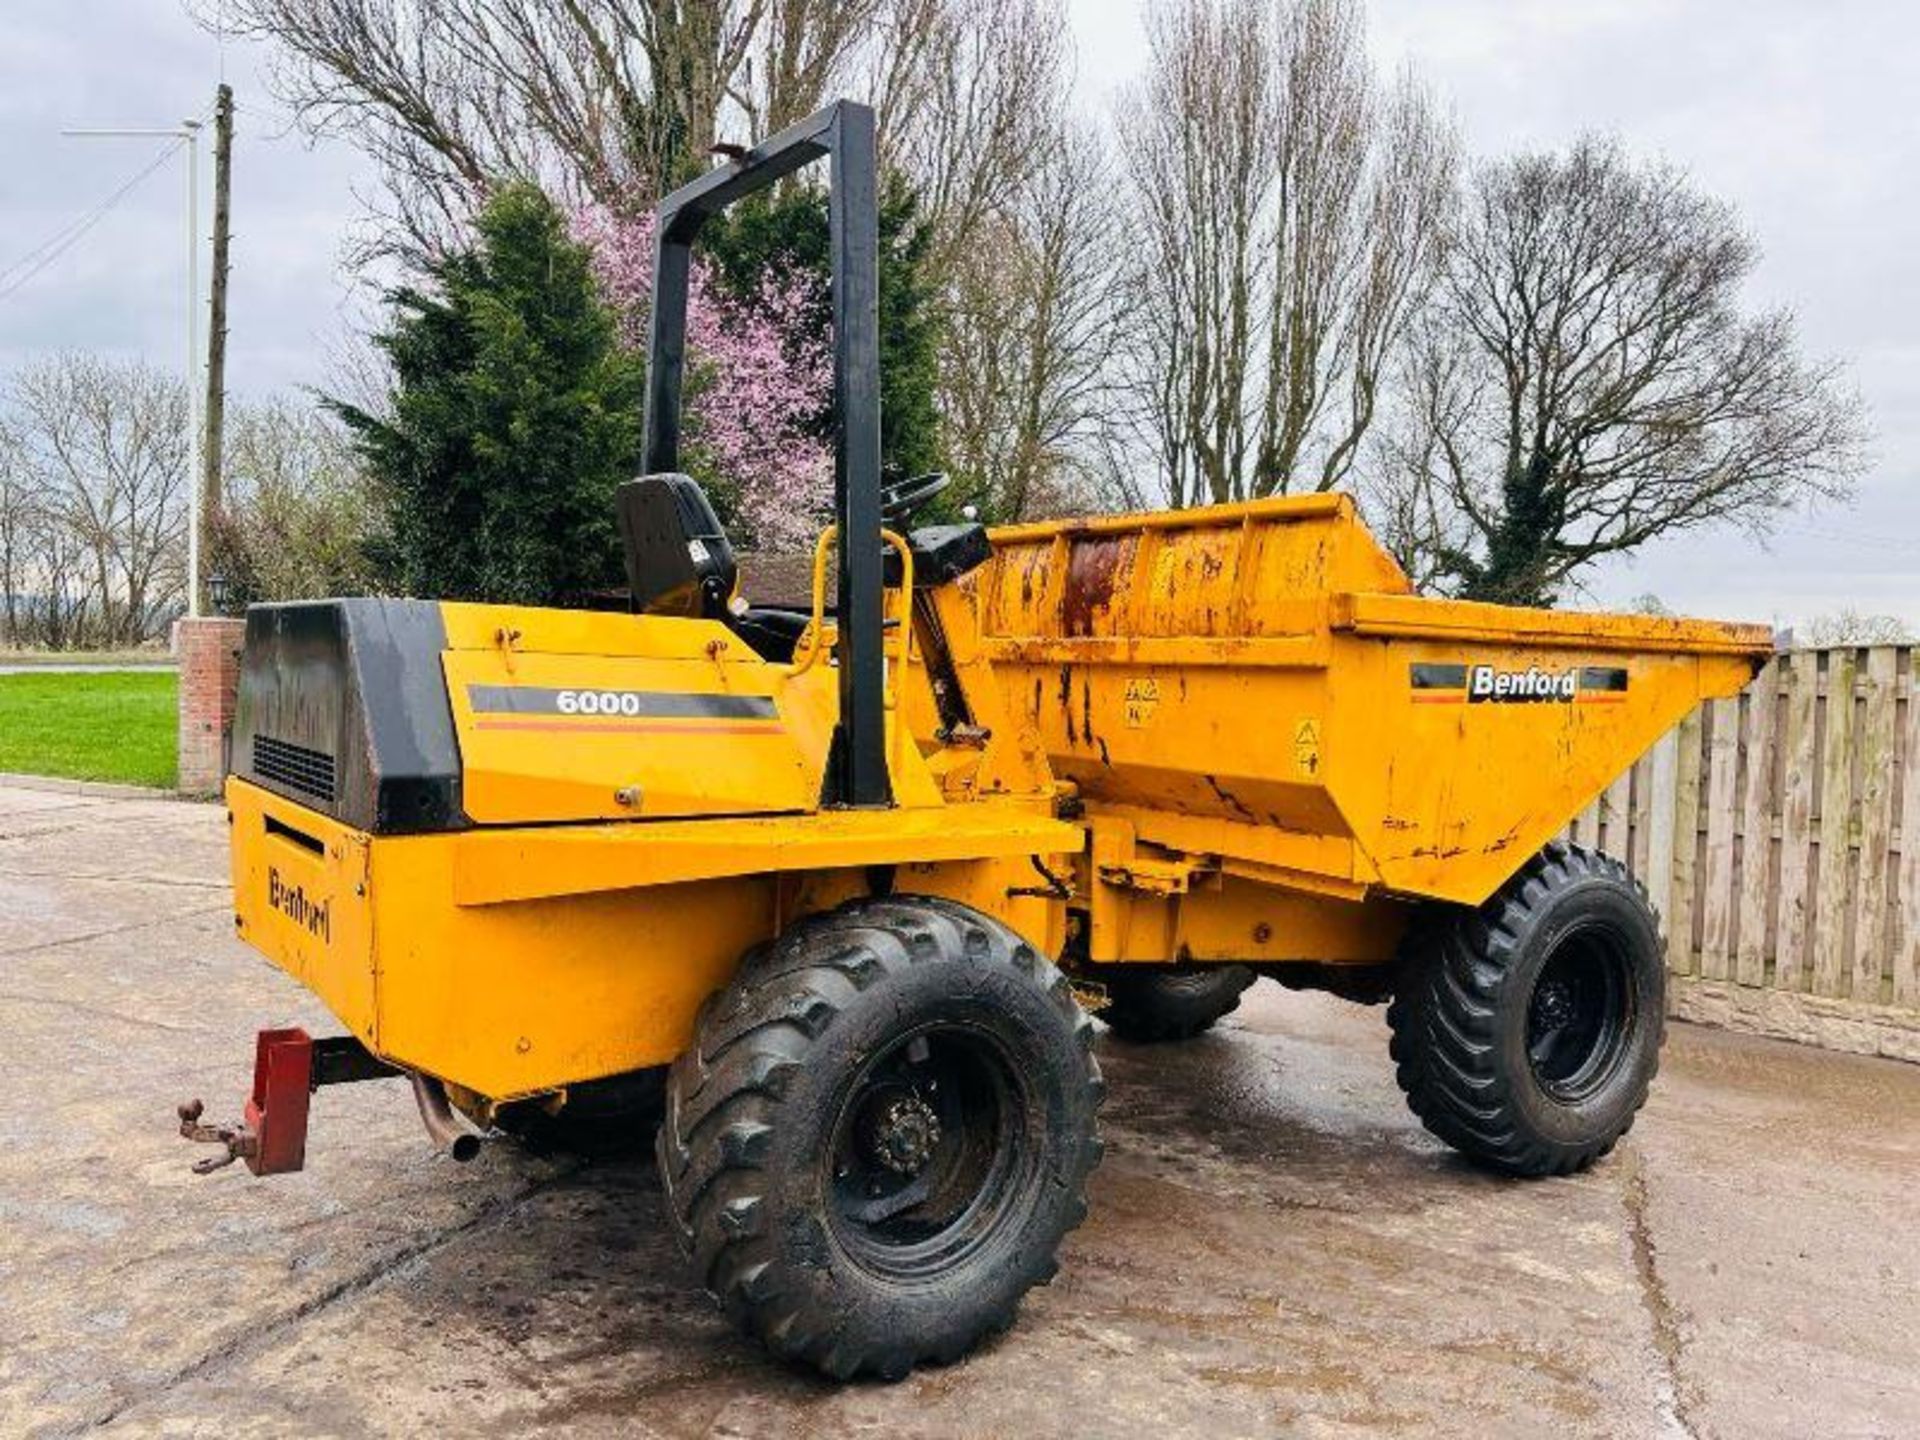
[616,474,811,661]
[616,472,999,664]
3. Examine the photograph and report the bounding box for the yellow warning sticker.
[1124,677,1161,728]
[1294,716,1321,776]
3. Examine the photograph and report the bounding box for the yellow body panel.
[230,781,376,1036]
[228,778,1072,1098]
[370,832,772,1094]
[1325,639,1755,902]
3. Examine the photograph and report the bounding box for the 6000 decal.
[466,684,777,721]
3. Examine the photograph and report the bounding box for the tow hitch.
[178,1027,401,1175]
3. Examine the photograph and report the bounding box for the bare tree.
[1378,136,1870,605]
[1116,0,1271,508]
[211,398,380,602]
[1115,0,1454,507]
[871,0,1068,269]
[22,506,95,650]
[0,424,28,644]
[208,1,735,245]
[1799,609,1913,647]
[745,0,891,138]
[205,0,934,250]
[6,356,189,646]
[1312,65,1454,488]
[208,0,1093,531]
[0,367,383,645]
[941,123,1123,519]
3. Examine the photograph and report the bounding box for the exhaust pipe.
[410,1073,483,1162]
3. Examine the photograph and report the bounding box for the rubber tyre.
[657,896,1105,1381]
[1095,964,1255,1043]
[1386,842,1664,1177]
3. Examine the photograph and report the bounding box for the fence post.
[1900,648,1920,1010]
[1700,697,1741,979]
[1735,659,1779,987]
[1777,650,1820,992]
[1645,730,1679,940]
[1668,708,1705,976]
[1856,648,1899,1004]
[1814,649,1859,998]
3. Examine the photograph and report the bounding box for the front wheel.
[1387,842,1664,1177]
[658,897,1104,1380]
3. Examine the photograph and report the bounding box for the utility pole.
[202,84,234,612]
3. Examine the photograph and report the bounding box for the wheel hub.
[863,1094,942,1175]
[1531,977,1574,1032]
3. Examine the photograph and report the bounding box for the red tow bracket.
[178,1029,399,1176]
[179,1027,313,1175]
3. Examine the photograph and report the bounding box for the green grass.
[0,672,177,788]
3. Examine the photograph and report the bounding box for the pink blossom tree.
[574,207,832,553]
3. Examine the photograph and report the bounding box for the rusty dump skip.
[975,494,1772,907]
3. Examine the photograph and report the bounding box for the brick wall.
[173,617,246,794]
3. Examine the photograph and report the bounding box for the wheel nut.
[866,1096,941,1175]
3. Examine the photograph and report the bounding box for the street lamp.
[61,118,206,617]
[207,572,230,616]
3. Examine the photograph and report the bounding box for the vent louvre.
[252,735,336,804]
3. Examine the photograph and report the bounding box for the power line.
[0,152,170,291]
[0,139,186,303]
[0,136,185,290]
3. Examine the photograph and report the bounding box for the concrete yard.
[2,779,1917,1438]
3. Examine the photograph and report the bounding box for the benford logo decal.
[1471,666,1578,702]
[1409,663,1629,705]
[267,866,330,941]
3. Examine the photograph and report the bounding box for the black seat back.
[616,474,737,618]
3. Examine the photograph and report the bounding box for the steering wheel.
[879,470,951,524]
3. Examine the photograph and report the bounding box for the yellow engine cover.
[439,603,832,824]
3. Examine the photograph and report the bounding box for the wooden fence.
[1566,645,1920,1062]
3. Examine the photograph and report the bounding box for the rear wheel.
[1094,964,1255,1043]
[658,896,1104,1380]
[1387,842,1663,1177]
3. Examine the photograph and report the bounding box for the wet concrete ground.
[2,779,1917,1438]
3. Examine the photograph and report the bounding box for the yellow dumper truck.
[181,101,1772,1379]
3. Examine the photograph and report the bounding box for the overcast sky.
[2,1,1914,629]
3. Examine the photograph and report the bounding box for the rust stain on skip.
[1061,535,1130,637]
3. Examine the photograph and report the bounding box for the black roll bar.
[642,100,889,809]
